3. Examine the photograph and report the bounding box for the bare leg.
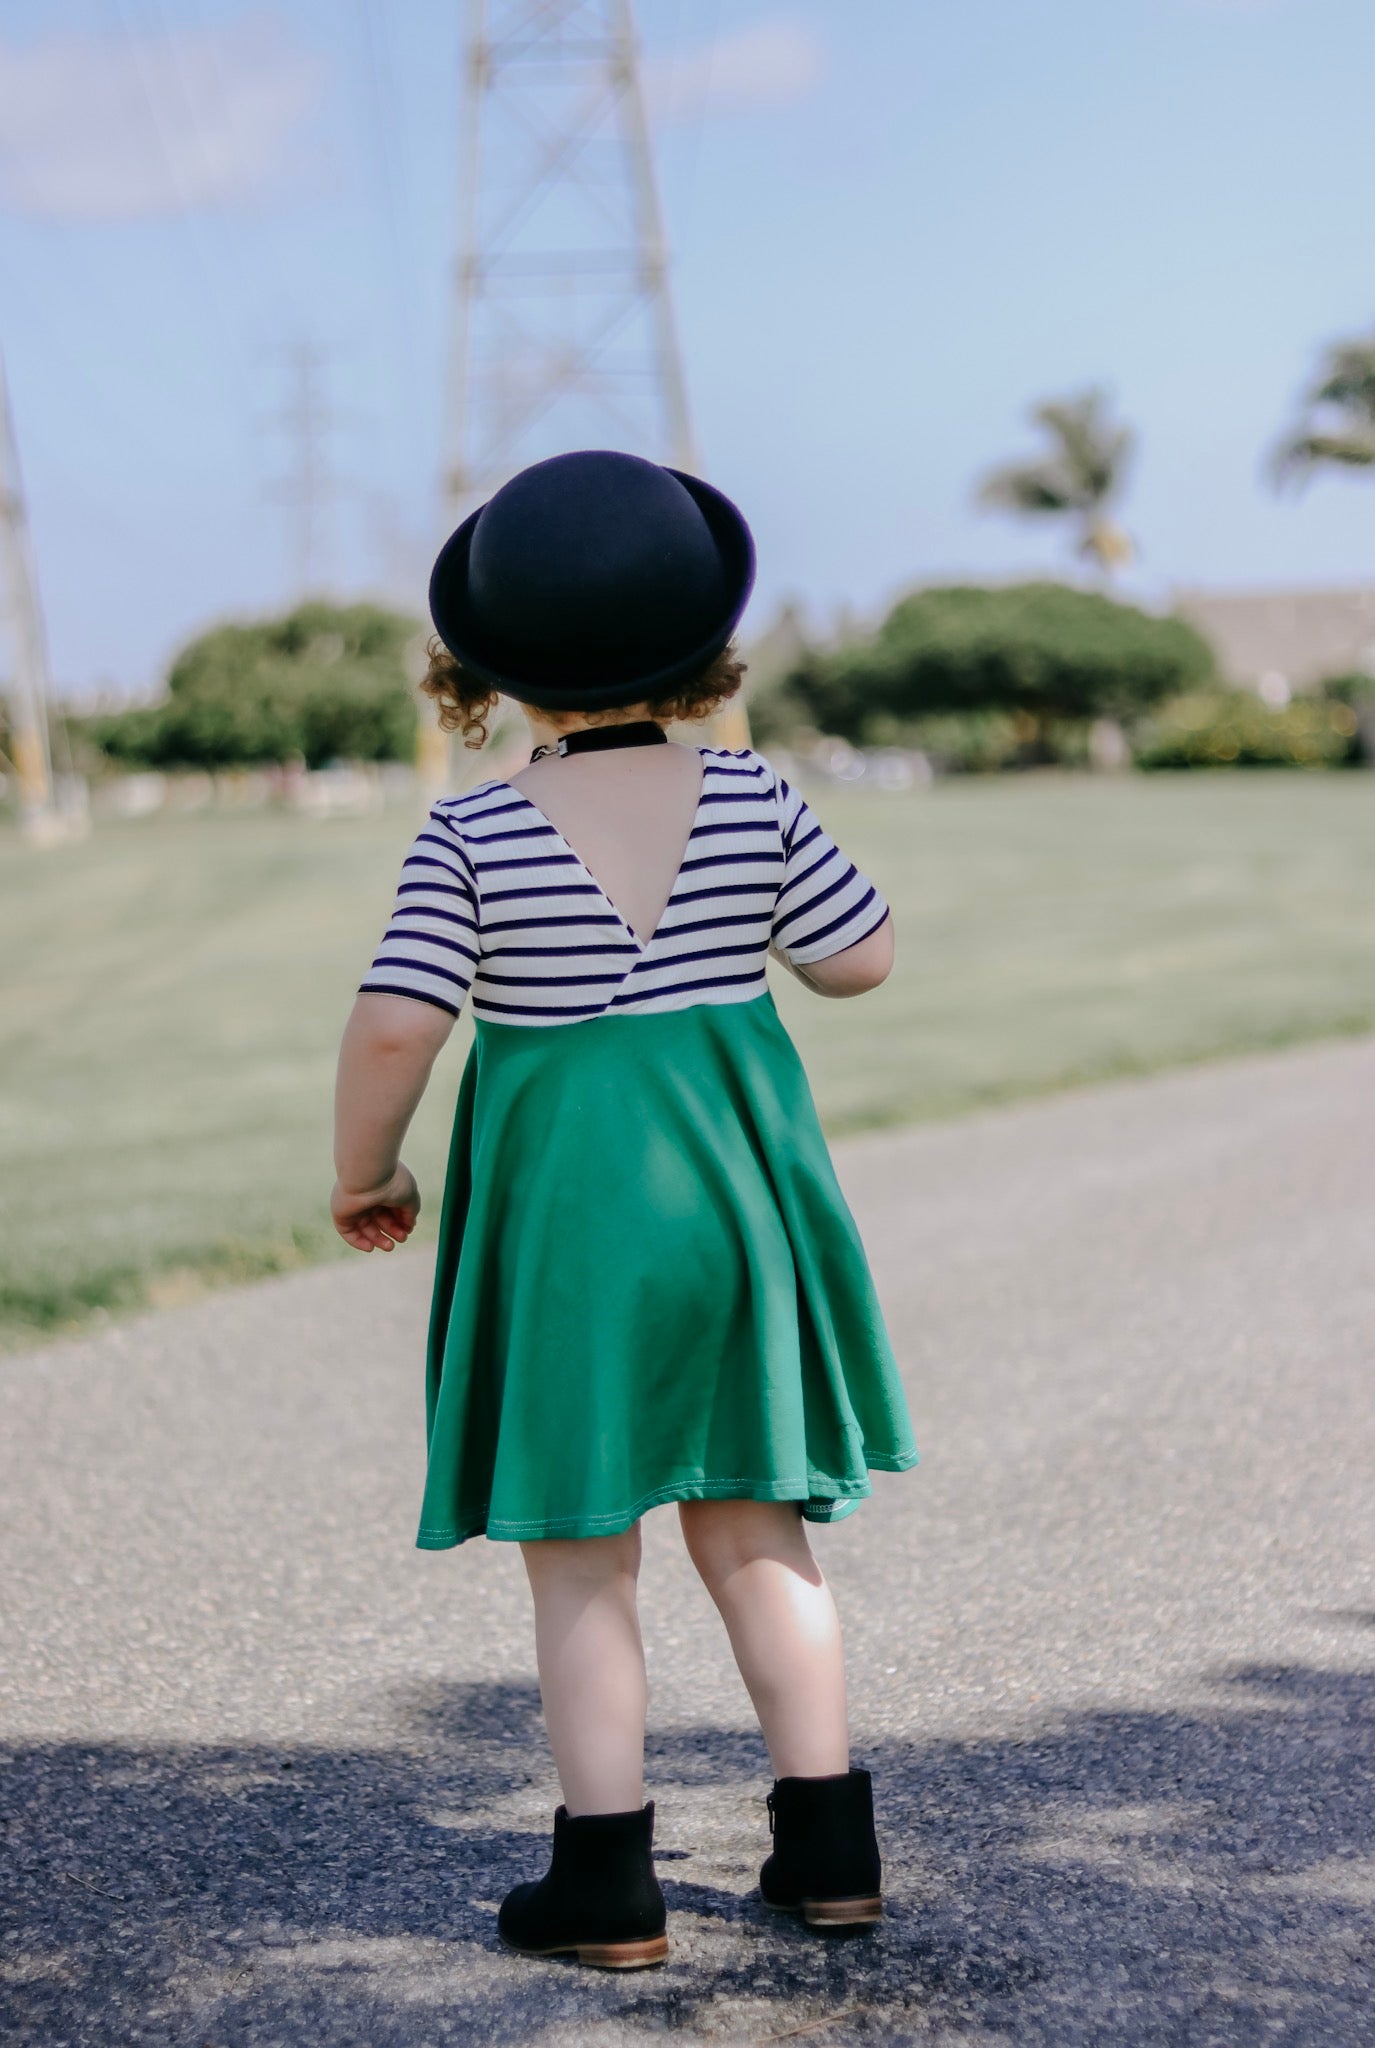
[678,1499,850,1778]
[519,1522,647,1817]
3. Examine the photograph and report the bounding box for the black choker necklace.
[529,719,668,763]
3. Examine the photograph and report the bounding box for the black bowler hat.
[428,449,756,710]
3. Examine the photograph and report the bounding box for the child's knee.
[522,1521,642,1585]
[678,1497,805,1585]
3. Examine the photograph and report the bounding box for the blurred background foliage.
[754,581,1212,746]
[1134,689,1361,770]
[70,603,420,772]
[748,581,1371,773]
[46,580,1374,785]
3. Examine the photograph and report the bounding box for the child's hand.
[331,1164,420,1253]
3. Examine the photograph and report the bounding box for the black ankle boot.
[759,1767,883,1928]
[497,1799,668,1969]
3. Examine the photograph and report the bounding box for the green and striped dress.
[359,744,919,1547]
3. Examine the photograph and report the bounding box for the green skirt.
[417,989,918,1547]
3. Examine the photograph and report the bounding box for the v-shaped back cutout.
[502,745,709,951]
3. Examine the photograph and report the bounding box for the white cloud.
[0,12,324,222]
[643,18,827,125]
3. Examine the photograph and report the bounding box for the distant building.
[1173,585,1375,700]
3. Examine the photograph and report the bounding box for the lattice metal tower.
[442,0,749,750]
[445,0,696,514]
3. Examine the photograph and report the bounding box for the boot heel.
[802,1893,882,1928]
[575,1932,670,1969]
[759,1769,884,1934]
[497,1800,667,1968]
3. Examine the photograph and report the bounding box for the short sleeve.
[770,773,890,966]
[357,807,481,1017]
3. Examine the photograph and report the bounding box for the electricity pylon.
[0,352,61,841]
[264,342,344,600]
[437,0,749,765]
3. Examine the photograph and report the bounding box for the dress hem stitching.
[415,1450,921,1549]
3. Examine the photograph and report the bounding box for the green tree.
[84,602,421,770]
[977,388,1135,575]
[775,582,1213,755]
[1271,333,1375,488]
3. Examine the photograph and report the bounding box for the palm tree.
[1270,334,1375,490]
[977,387,1135,575]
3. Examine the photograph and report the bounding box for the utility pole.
[265,342,342,600]
[0,351,62,842]
[442,0,748,757]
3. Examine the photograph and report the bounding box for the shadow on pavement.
[3,1663,1373,2045]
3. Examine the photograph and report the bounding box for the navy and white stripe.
[772,772,887,965]
[359,746,889,1027]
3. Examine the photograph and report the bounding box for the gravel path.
[3,1037,1374,2045]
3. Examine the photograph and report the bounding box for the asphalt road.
[3,1036,1374,2046]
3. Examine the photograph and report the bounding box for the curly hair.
[418,636,747,750]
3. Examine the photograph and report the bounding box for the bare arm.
[331,992,456,1250]
[770,912,894,998]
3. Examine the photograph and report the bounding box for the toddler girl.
[331,450,918,1970]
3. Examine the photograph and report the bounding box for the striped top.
[359,745,889,1028]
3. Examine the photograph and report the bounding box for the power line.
[110,0,257,351]
[651,0,720,271]
[153,0,309,335]
[355,0,425,411]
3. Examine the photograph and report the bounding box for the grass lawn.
[5,771,1374,1351]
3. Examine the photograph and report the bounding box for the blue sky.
[2,0,1373,698]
